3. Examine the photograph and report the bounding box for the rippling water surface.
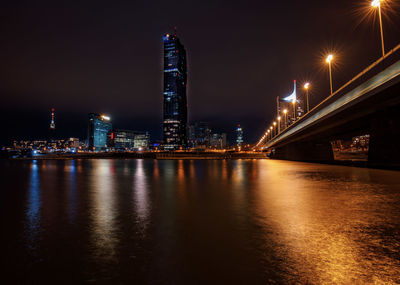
[1,159,400,284]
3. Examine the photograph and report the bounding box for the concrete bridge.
[261,44,400,168]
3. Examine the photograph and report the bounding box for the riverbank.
[7,151,267,160]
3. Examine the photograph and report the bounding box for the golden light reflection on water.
[153,159,160,178]
[177,160,185,184]
[254,160,400,284]
[189,160,195,179]
[89,160,117,261]
[14,159,400,283]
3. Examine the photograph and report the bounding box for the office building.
[110,130,150,151]
[188,122,211,148]
[162,32,188,150]
[88,113,112,151]
[69,138,79,148]
[210,133,227,149]
[236,125,244,148]
[134,132,150,150]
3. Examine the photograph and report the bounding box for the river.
[1,159,399,284]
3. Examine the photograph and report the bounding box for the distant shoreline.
[4,152,399,170]
[6,151,268,160]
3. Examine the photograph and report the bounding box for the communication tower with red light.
[50,108,56,130]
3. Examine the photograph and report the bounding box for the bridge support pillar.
[368,107,400,168]
[271,140,334,162]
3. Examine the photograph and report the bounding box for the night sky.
[1,0,399,145]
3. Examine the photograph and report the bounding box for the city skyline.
[1,0,400,145]
[1,2,400,284]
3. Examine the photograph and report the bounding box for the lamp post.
[304,82,310,113]
[371,0,385,57]
[283,109,288,128]
[326,54,334,96]
[273,121,277,136]
[277,116,281,134]
[292,99,296,122]
[270,126,273,138]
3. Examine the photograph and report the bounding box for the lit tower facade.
[49,108,56,131]
[88,113,112,151]
[236,125,244,148]
[162,32,188,150]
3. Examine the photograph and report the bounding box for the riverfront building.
[110,129,150,151]
[162,32,188,150]
[236,125,244,148]
[88,113,112,151]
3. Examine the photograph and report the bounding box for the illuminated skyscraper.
[162,32,188,150]
[236,125,244,148]
[88,113,112,151]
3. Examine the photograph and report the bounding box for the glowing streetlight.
[292,99,296,121]
[277,116,281,134]
[304,82,310,113]
[273,121,277,136]
[326,54,334,96]
[371,0,385,57]
[283,109,288,128]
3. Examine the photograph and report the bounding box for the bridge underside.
[268,79,400,168]
[271,141,334,163]
[368,107,400,168]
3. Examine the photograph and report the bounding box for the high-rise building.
[236,125,244,148]
[88,113,112,151]
[162,32,188,150]
[188,122,211,148]
[210,133,228,149]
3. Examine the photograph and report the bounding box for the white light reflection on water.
[89,160,118,261]
[133,159,150,231]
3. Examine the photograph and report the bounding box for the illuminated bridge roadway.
[262,44,400,168]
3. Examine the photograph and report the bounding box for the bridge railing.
[311,43,400,115]
[261,43,400,148]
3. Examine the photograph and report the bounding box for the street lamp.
[371,0,385,57]
[283,109,288,128]
[277,116,281,134]
[273,121,277,136]
[304,82,310,113]
[326,54,334,96]
[292,99,296,121]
